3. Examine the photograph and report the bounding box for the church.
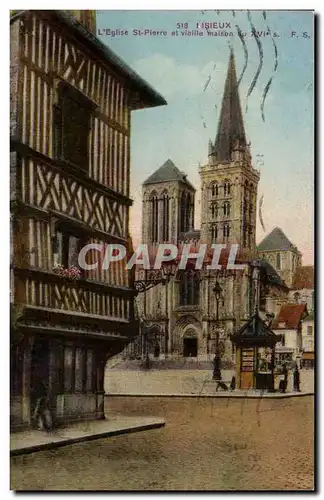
[136,50,312,364]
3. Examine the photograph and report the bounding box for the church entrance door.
[183,338,198,357]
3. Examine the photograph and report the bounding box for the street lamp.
[212,280,223,380]
[134,259,178,293]
[251,259,261,315]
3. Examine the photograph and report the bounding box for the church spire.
[214,49,247,163]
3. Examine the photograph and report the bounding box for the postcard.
[10,9,314,491]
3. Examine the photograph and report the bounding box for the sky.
[96,10,314,265]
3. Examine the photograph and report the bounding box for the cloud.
[133,53,226,100]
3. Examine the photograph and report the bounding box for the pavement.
[105,368,315,396]
[11,395,314,491]
[10,413,165,456]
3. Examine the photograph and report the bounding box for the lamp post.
[212,280,223,380]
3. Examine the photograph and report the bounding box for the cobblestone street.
[11,395,314,491]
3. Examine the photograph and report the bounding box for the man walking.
[293,365,301,392]
[282,363,289,393]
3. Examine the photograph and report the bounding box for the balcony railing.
[13,267,135,322]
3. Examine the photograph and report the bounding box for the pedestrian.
[282,363,288,393]
[32,381,54,431]
[293,365,301,392]
[212,355,221,380]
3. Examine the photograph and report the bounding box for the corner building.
[10,10,166,429]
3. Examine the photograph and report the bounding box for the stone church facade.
[135,50,304,363]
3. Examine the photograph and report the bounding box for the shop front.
[301,351,315,369]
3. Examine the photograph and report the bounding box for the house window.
[52,228,85,272]
[64,346,74,392]
[10,345,23,396]
[75,348,85,392]
[86,350,95,392]
[276,253,281,270]
[54,82,93,171]
[63,345,95,393]
[294,292,300,304]
[307,325,313,335]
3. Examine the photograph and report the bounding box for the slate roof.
[258,259,288,289]
[231,313,277,344]
[214,50,247,162]
[143,159,195,189]
[272,303,307,330]
[257,227,297,252]
[292,266,314,290]
[303,312,314,322]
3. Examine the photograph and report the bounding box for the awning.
[302,352,314,360]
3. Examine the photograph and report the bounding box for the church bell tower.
[200,50,260,251]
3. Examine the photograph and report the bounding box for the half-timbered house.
[10,10,166,429]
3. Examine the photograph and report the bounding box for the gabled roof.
[231,313,277,345]
[257,227,297,252]
[292,266,314,290]
[143,159,195,189]
[214,50,247,162]
[272,303,307,330]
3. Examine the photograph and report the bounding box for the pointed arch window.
[179,271,200,306]
[180,192,186,233]
[185,193,191,232]
[211,225,218,242]
[223,224,230,239]
[211,183,218,198]
[161,190,169,242]
[211,203,218,219]
[150,191,159,243]
[224,181,231,196]
[223,202,230,217]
